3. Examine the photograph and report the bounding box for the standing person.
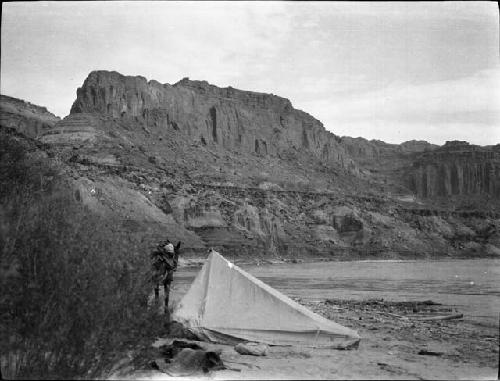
[151,239,182,316]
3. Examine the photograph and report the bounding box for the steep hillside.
[0,127,172,379]
[0,94,60,137]
[2,72,499,260]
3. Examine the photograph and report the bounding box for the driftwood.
[371,311,463,321]
[225,359,261,369]
[325,299,442,307]
[372,311,408,320]
[415,313,463,321]
[385,312,409,320]
[418,349,443,356]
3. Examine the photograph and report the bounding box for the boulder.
[234,342,269,356]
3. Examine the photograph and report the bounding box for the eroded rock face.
[341,136,500,200]
[0,94,60,137]
[408,141,500,198]
[70,71,359,174]
[40,113,101,144]
[340,137,437,165]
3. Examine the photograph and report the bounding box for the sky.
[1,1,499,145]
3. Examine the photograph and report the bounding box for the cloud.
[340,68,499,119]
[285,1,498,23]
[1,0,498,148]
[298,68,500,145]
[1,1,294,116]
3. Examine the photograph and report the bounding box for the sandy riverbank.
[106,297,498,380]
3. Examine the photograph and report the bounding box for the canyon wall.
[340,136,500,200]
[340,137,437,165]
[69,71,359,174]
[3,73,499,260]
[408,141,500,199]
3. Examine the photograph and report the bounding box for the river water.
[173,258,500,327]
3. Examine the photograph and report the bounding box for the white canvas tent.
[172,250,360,348]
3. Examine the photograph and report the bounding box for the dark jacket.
[151,245,176,283]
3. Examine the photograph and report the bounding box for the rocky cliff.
[340,137,437,165]
[2,71,499,261]
[341,136,500,201]
[70,71,358,174]
[0,94,60,137]
[407,141,500,199]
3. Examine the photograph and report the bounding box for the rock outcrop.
[0,94,60,137]
[69,71,358,174]
[407,141,500,199]
[341,136,500,200]
[41,113,101,144]
[340,137,437,166]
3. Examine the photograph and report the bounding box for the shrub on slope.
[0,130,161,379]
